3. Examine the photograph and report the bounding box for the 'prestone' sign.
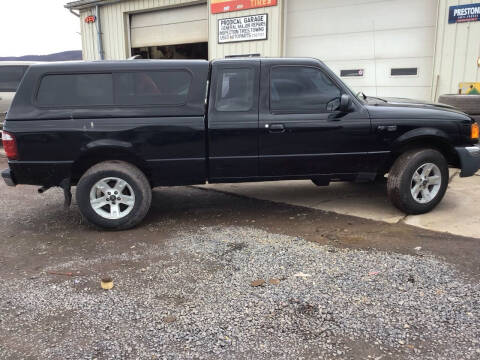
[449,3,480,24]
[218,14,268,44]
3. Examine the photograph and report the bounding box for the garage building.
[65,0,480,101]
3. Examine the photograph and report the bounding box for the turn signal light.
[472,123,479,140]
[1,131,18,160]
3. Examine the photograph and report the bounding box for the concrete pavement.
[199,171,480,239]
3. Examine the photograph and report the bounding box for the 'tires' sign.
[85,15,96,24]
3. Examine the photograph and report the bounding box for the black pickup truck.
[2,58,479,229]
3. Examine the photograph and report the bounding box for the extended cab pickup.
[2,58,480,229]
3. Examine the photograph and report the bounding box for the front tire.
[76,161,152,230]
[387,149,448,214]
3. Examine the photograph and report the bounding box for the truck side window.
[37,73,113,107]
[0,66,28,92]
[270,66,341,113]
[215,68,254,112]
[114,71,192,106]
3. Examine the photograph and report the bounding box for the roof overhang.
[65,0,126,10]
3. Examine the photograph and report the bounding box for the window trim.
[0,65,29,93]
[34,68,194,109]
[214,67,255,113]
[269,65,343,115]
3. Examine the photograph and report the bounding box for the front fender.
[391,127,453,154]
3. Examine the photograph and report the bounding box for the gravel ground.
[1,226,479,360]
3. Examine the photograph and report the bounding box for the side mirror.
[339,94,352,112]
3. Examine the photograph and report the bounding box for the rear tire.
[387,149,448,214]
[76,161,152,230]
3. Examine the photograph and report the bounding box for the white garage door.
[285,0,438,100]
[131,4,208,48]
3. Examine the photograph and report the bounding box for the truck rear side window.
[0,66,28,92]
[37,73,114,107]
[270,66,341,113]
[114,71,192,106]
[215,68,254,112]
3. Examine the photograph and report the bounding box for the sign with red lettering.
[85,15,96,24]
[211,0,277,14]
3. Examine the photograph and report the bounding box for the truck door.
[258,60,373,178]
[207,60,260,180]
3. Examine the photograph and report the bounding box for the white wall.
[433,0,480,100]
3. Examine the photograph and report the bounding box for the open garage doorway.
[131,42,208,60]
[130,4,208,60]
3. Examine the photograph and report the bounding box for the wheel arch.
[386,128,459,172]
[71,145,150,185]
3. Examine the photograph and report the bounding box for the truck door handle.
[266,123,285,133]
[377,125,397,132]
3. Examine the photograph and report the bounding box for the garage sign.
[218,14,267,44]
[449,3,480,24]
[211,0,277,14]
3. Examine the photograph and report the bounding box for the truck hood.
[363,96,471,121]
[383,97,455,108]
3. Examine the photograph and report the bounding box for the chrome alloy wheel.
[89,177,135,220]
[410,163,442,204]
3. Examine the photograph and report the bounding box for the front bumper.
[455,145,480,177]
[1,168,16,187]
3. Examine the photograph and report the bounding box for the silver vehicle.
[0,62,37,130]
